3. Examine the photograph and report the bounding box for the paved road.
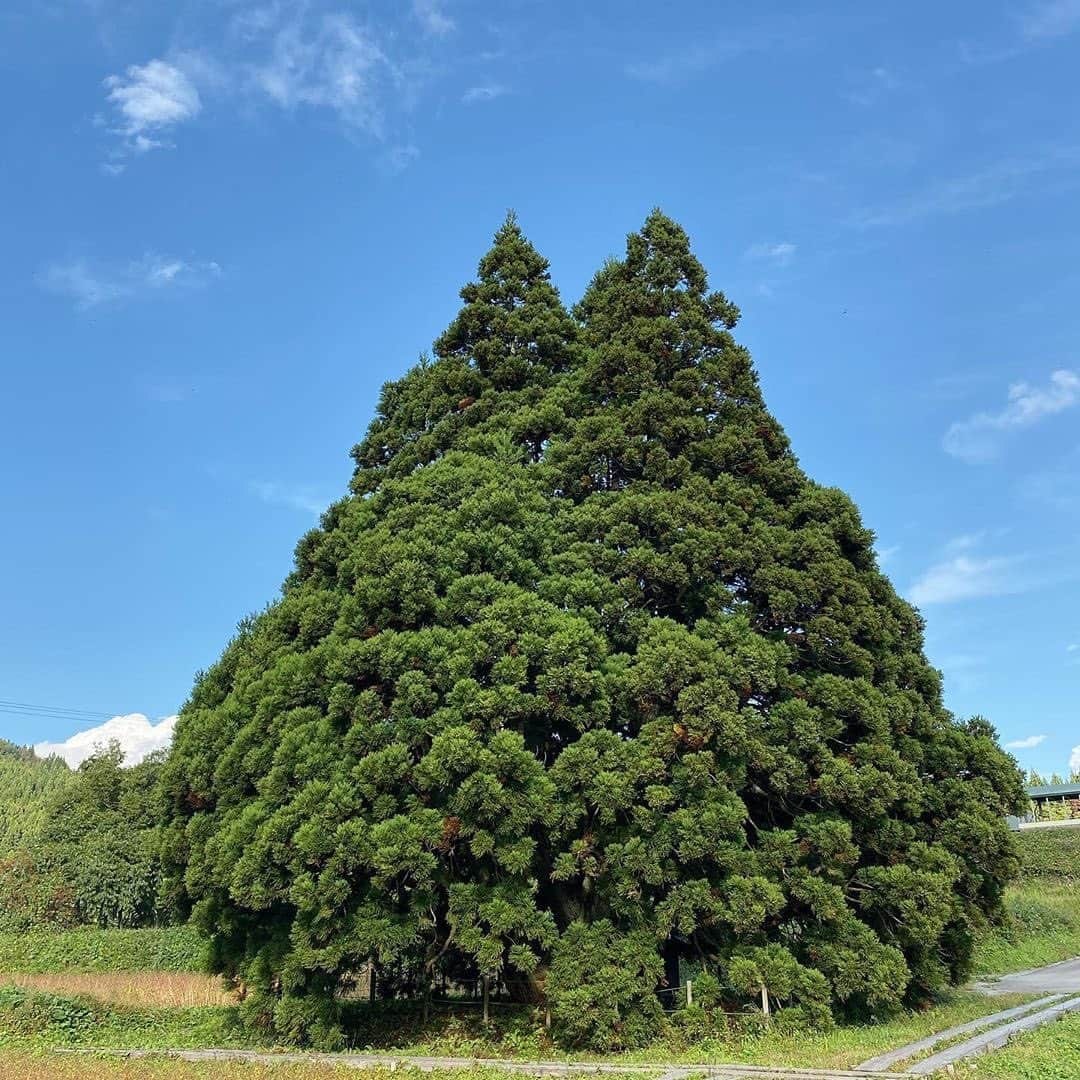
[973,956,1080,995]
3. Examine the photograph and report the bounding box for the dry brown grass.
[0,971,235,1008]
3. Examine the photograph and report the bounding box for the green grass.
[0,928,206,974]
[964,1011,1080,1078]
[0,1056,582,1080]
[973,882,1080,977]
[0,983,1039,1073]
[1015,827,1080,883]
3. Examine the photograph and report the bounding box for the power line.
[0,699,123,727]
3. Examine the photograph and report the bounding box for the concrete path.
[972,955,1080,995]
[55,1049,907,1080]
[855,995,1063,1072]
[906,995,1080,1075]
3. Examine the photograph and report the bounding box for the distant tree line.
[0,740,169,931]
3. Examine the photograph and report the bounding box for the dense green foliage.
[160,212,1026,1049]
[0,745,169,931]
[0,741,71,855]
[0,927,205,974]
[1015,827,1080,882]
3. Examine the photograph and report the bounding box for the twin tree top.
[160,212,1026,1050]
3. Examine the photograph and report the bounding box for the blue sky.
[1,0,1077,777]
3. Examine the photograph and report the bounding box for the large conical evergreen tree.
[161,212,1024,1050]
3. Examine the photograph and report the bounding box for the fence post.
[760,984,770,1023]
[686,980,693,1007]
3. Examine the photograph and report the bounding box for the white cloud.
[39,254,222,311]
[1071,744,1080,774]
[461,84,506,105]
[413,0,454,36]
[35,713,176,769]
[944,369,1080,463]
[1004,734,1048,750]
[1022,0,1080,40]
[745,241,797,267]
[251,481,329,517]
[249,12,397,136]
[909,551,1024,606]
[103,59,201,161]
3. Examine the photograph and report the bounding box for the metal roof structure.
[1027,782,1080,799]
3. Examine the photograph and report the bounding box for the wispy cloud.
[745,241,796,267]
[249,12,398,137]
[849,65,901,106]
[250,481,329,517]
[413,0,454,36]
[99,9,445,172]
[379,143,420,175]
[461,84,506,105]
[102,58,201,166]
[1005,733,1048,750]
[909,551,1025,606]
[1071,744,1080,775]
[944,369,1080,464]
[38,254,222,311]
[625,43,734,84]
[875,543,901,567]
[36,713,176,769]
[1021,0,1080,40]
[624,20,807,85]
[856,147,1080,226]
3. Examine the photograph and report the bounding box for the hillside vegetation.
[0,745,170,932]
[0,741,71,855]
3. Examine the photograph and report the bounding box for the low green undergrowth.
[0,985,253,1051]
[0,983,1036,1072]
[0,928,206,975]
[973,883,1080,977]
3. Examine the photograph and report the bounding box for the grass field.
[0,858,1075,1079]
[0,982,1039,1072]
[972,882,1080,976]
[964,1011,1080,1077]
[0,1058,542,1080]
[0,927,204,975]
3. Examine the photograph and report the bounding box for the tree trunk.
[660,938,680,1007]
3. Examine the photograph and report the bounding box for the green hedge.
[0,926,206,974]
[1016,827,1080,883]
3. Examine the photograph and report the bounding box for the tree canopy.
[160,212,1026,1049]
[0,742,168,932]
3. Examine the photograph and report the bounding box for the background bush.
[1015,828,1080,883]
